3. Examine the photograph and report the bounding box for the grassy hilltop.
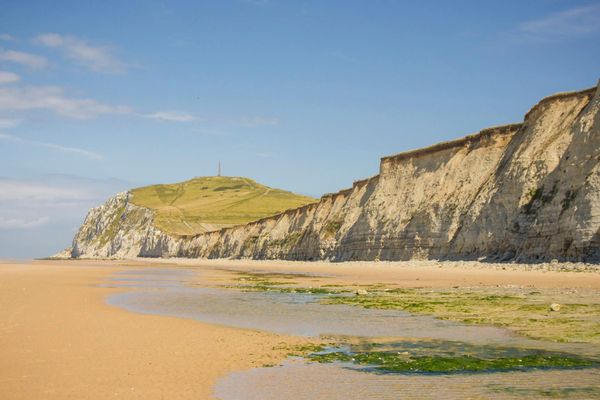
[130,176,316,236]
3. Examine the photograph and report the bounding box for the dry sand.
[1,258,599,399]
[0,260,307,400]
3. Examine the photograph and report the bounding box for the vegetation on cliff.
[129,176,315,235]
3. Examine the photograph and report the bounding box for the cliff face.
[71,193,172,258]
[70,83,600,262]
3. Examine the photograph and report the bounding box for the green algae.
[322,287,600,343]
[285,343,327,357]
[227,272,600,344]
[231,272,346,295]
[308,351,598,374]
[241,285,338,295]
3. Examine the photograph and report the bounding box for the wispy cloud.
[0,84,201,124]
[0,34,15,41]
[0,117,21,129]
[0,49,48,69]
[0,179,97,202]
[517,4,600,39]
[0,133,103,160]
[35,33,127,73]
[239,116,280,127]
[0,176,131,257]
[0,85,131,119]
[141,110,197,122]
[0,70,20,84]
[0,216,49,229]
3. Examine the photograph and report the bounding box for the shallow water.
[107,268,524,343]
[214,360,600,400]
[104,267,600,399]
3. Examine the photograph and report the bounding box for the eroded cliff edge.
[70,82,600,262]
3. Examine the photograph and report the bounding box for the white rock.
[68,85,600,264]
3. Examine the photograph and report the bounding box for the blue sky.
[1,0,599,258]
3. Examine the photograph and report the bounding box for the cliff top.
[381,84,598,165]
[130,176,315,235]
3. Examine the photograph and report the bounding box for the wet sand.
[0,258,598,399]
[145,257,600,289]
[215,360,600,400]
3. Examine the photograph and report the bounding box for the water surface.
[107,268,525,344]
[104,267,600,400]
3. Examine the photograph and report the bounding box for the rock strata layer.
[69,83,600,262]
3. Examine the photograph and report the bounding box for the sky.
[1,0,599,258]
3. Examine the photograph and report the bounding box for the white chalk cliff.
[69,82,600,262]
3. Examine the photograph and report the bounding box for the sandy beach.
[1,258,599,399]
[162,258,600,289]
[0,260,308,400]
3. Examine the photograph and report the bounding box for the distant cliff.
[68,82,600,262]
[70,177,315,258]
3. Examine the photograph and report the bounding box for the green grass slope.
[129,176,316,236]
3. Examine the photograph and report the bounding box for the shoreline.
[125,257,600,289]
